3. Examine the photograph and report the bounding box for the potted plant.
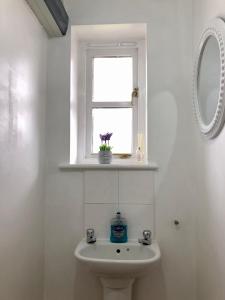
[98,132,113,164]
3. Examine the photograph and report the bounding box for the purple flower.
[100,134,105,142]
[99,132,113,143]
[105,132,113,141]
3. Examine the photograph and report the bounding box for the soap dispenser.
[110,212,128,243]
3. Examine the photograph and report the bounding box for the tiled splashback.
[84,170,155,240]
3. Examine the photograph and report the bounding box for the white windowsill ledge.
[59,160,158,171]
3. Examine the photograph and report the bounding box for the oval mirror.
[193,18,225,138]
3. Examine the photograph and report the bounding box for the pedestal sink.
[75,239,161,300]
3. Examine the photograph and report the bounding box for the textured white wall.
[0,1,47,300]
[193,2,225,300]
[44,0,197,300]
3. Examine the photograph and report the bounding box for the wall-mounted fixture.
[193,17,225,138]
[26,0,69,37]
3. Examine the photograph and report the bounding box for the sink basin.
[75,239,160,300]
[75,239,160,276]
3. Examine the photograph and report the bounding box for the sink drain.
[116,249,121,254]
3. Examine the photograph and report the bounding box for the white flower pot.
[98,151,112,164]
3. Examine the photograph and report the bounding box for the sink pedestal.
[100,278,135,300]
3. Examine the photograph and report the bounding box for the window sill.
[59,160,158,171]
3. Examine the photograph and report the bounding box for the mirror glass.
[197,36,221,125]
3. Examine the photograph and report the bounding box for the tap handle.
[143,230,151,240]
[87,228,95,238]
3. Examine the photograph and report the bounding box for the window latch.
[131,87,139,105]
[132,87,139,98]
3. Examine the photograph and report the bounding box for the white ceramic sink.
[75,239,160,276]
[75,239,160,300]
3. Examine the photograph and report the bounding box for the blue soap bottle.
[110,212,128,243]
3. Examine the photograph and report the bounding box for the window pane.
[93,57,133,102]
[92,108,133,153]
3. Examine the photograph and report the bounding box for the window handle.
[132,87,139,98]
[131,87,139,106]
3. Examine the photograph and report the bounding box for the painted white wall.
[193,2,225,300]
[0,1,47,300]
[45,0,197,300]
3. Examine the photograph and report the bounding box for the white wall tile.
[84,203,153,240]
[118,204,154,240]
[119,171,154,204]
[84,204,117,238]
[84,171,118,204]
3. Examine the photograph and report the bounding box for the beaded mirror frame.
[193,17,225,139]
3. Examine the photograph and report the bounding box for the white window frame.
[76,41,146,163]
[85,47,138,158]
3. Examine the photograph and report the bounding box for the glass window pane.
[93,57,133,102]
[92,108,133,153]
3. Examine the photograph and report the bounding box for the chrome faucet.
[138,230,152,245]
[86,228,96,244]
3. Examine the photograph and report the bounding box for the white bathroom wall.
[45,0,197,300]
[193,2,225,300]
[0,1,47,300]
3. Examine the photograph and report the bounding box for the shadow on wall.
[195,126,225,300]
[150,91,178,193]
[73,261,166,300]
[134,261,167,300]
[0,174,44,299]
[73,261,102,300]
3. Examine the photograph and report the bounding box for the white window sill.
[59,159,158,171]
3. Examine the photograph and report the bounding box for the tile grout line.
[152,174,156,239]
[85,202,154,205]
[82,171,86,237]
[117,170,120,211]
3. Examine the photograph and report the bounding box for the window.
[70,24,147,164]
[85,48,138,156]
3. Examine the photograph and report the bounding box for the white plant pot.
[98,151,112,164]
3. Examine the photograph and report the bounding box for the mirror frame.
[193,17,225,139]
